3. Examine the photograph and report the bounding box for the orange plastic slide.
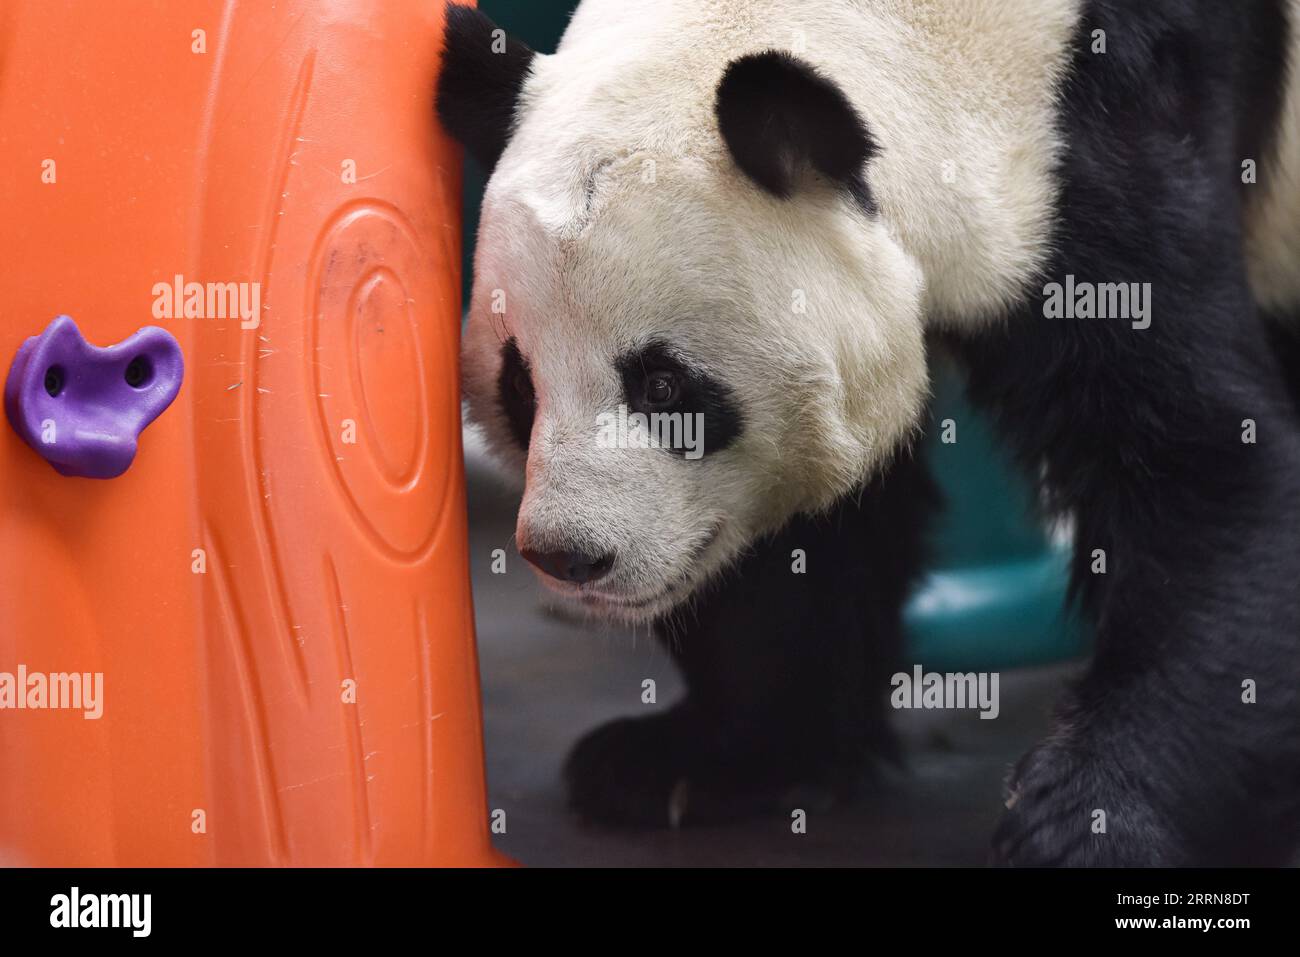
[0,0,503,866]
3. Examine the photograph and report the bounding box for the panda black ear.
[436,4,537,175]
[715,51,878,206]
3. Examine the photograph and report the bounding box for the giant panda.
[436,0,1300,865]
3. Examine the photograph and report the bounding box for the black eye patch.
[615,341,743,458]
[497,338,536,451]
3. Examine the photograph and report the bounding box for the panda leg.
[980,344,1300,866]
[563,449,937,829]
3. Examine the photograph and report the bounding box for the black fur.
[1267,315,1300,413]
[943,0,1300,865]
[1234,0,1292,195]
[436,4,536,174]
[615,341,744,457]
[715,51,879,209]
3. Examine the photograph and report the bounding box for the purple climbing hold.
[4,315,184,479]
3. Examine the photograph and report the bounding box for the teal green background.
[459,0,1088,670]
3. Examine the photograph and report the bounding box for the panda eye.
[512,368,532,399]
[644,371,679,408]
[616,341,744,457]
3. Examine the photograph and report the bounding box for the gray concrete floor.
[465,431,1077,866]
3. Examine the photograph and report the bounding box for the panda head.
[439,4,927,623]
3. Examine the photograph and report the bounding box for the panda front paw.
[992,739,1184,867]
[562,711,699,829]
[563,709,818,829]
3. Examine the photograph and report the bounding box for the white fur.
[1247,0,1300,316]
[463,0,1081,620]
[532,0,1081,325]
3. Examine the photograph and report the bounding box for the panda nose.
[520,547,614,585]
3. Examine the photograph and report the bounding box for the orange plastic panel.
[0,0,502,866]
